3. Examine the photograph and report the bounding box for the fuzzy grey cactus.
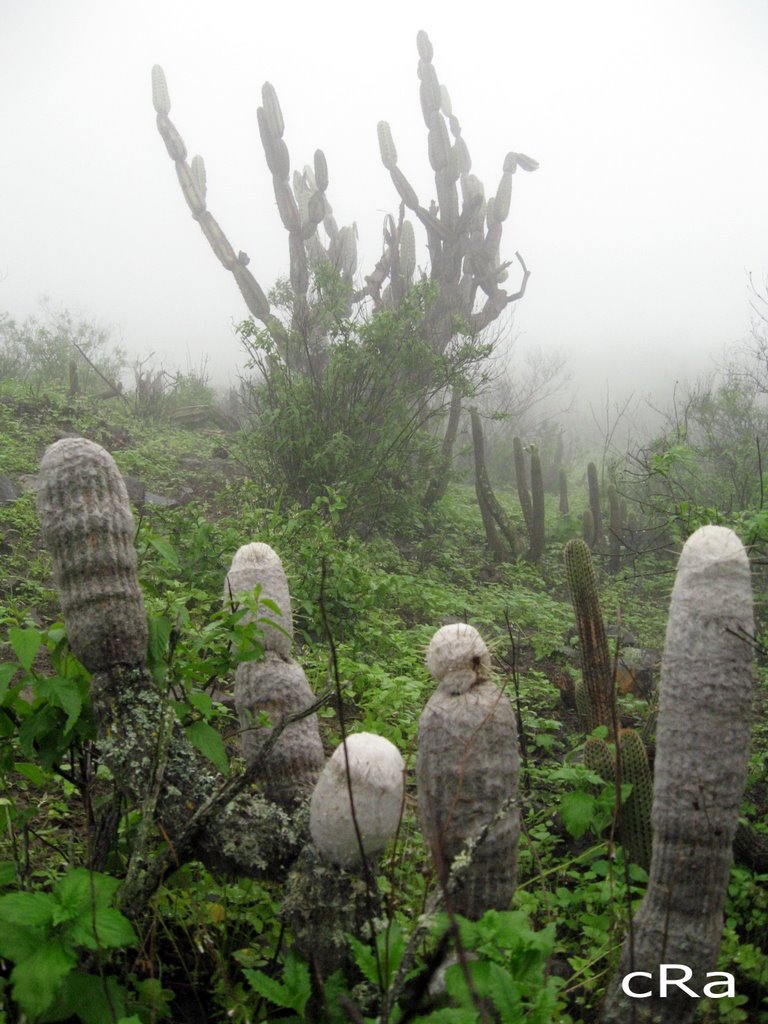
[417,623,520,918]
[602,525,754,1024]
[36,438,302,884]
[225,543,324,808]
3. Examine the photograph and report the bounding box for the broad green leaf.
[13,761,49,787]
[0,861,17,886]
[185,720,229,774]
[281,951,311,1015]
[70,906,137,950]
[33,675,83,733]
[0,663,19,702]
[147,614,173,682]
[10,937,76,1018]
[559,790,595,840]
[188,690,214,718]
[8,627,43,671]
[0,921,45,962]
[43,970,128,1024]
[0,890,56,927]
[243,968,292,1009]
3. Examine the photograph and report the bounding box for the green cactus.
[559,466,569,516]
[603,526,754,1024]
[564,539,615,738]
[616,728,652,872]
[607,484,627,574]
[528,443,545,562]
[417,624,520,919]
[583,729,652,872]
[513,435,533,534]
[470,407,518,560]
[587,462,603,550]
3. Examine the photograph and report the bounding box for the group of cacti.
[36,436,755,1023]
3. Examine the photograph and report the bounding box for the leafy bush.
[236,274,491,534]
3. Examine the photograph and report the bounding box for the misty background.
[1,0,767,424]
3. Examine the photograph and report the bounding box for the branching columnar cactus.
[559,466,569,516]
[37,438,300,882]
[470,407,518,561]
[602,526,754,1024]
[225,543,324,808]
[417,623,520,919]
[564,539,615,738]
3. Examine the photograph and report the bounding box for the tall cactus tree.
[152,31,536,493]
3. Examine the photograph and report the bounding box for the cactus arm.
[602,526,754,1024]
[151,66,288,347]
[470,407,519,560]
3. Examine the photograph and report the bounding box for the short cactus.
[417,623,520,918]
[309,732,405,867]
[602,525,754,1023]
[564,539,615,738]
[224,543,324,808]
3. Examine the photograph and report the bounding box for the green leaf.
[13,761,49,787]
[243,968,293,1010]
[0,861,18,886]
[148,536,180,569]
[43,970,129,1024]
[9,627,43,671]
[0,662,19,702]
[0,890,56,928]
[559,790,595,840]
[70,906,137,950]
[281,951,311,1015]
[0,921,45,962]
[10,936,76,1018]
[185,720,229,774]
[33,675,83,733]
[146,614,173,683]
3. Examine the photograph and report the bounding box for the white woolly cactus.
[309,733,405,867]
[225,543,323,808]
[225,542,293,657]
[418,623,520,919]
[235,655,324,807]
[603,525,754,1024]
[426,622,492,695]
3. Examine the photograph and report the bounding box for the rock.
[0,474,18,504]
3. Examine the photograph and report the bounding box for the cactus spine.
[564,539,615,737]
[417,624,520,918]
[602,526,754,1024]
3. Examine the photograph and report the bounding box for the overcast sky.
[1,0,767,409]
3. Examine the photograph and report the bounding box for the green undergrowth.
[0,386,766,1023]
